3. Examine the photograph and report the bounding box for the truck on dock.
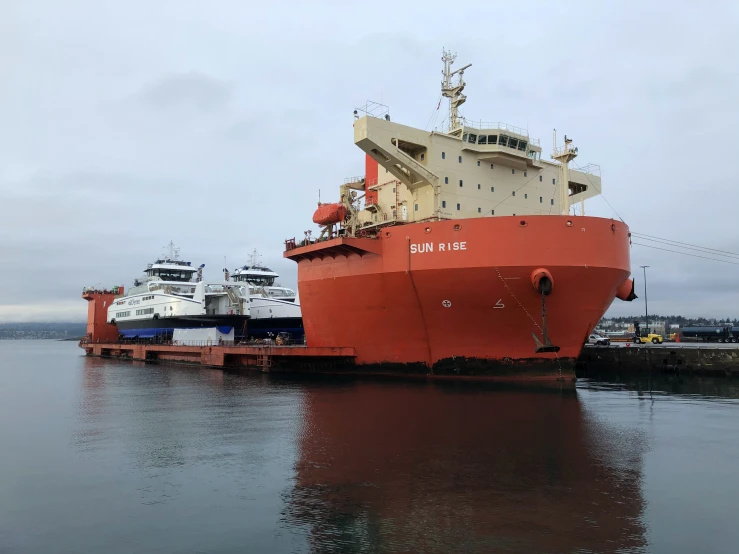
[680,326,738,343]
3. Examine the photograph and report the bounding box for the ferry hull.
[115,315,249,338]
[286,216,631,377]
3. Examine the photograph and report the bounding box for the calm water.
[2,341,739,553]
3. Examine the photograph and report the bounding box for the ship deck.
[81,342,356,371]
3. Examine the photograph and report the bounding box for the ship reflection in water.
[284,381,647,553]
[7,342,739,553]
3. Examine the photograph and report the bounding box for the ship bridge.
[450,120,544,171]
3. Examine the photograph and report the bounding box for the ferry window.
[490,186,494,192]
[518,141,527,151]
[540,197,543,203]
[458,155,462,163]
[477,184,481,190]
[524,171,527,177]
[508,138,519,149]
[552,178,556,184]
[445,177,448,184]
[456,203,461,210]
[490,164,494,169]
[420,153,425,161]
[477,161,480,166]
[414,204,418,211]
[551,199,554,205]
[468,134,477,143]
[499,135,508,147]
[442,200,446,208]
[459,180,463,187]
[512,169,515,174]
[489,135,497,144]
[539,175,542,182]
[478,207,481,213]
[442,152,446,159]
[478,135,487,145]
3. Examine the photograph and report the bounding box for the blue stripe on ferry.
[119,326,234,338]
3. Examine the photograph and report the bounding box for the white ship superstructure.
[107,242,249,339]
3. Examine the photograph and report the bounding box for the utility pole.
[640,265,650,334]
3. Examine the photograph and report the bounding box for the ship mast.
[441,50,471,132]
[551,130,579,215]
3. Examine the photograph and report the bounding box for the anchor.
[531,269,560,353]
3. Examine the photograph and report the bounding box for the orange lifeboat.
[312,203,346,225]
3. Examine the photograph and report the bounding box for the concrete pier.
[578,344,739,377]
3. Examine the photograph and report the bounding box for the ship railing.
[344,175,365,185]
[574,163,601,176]
[459,118,529,137]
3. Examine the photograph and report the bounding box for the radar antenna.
[248,248,262,267]
[164,240,180,261]
[441,49,471,132]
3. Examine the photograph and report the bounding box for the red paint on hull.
[285,216,631,369]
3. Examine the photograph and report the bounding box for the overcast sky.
[2,0,738,322]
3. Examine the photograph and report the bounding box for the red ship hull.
[285,215,631,378]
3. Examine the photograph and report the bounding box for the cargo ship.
[284,51,636,377]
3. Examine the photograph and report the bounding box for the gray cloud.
[1,0,738,322]
[135,72,233,112]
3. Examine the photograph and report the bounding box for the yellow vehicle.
[635,333,663,344]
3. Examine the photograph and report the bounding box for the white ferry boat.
[108,243,249,339]
[228,252,303,339]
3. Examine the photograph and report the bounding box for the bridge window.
[442,152,446,159]
[478,135,487,145]
[442,201,446,208]
[499,135,508,147]
[468,134,477,143]
[509,138,519,149]
[518,141,527,151]
[456,203,461,210]
[462,133,468,142]
[488,135,497,144]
